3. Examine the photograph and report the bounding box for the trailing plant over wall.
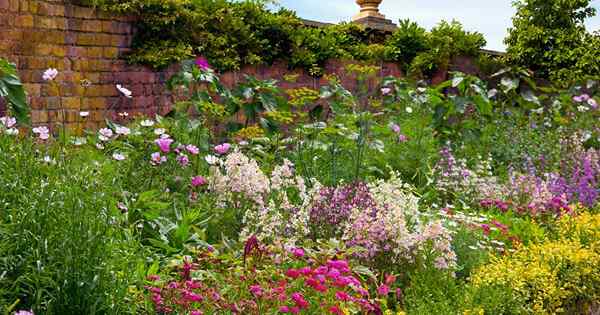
[79,0,486,77]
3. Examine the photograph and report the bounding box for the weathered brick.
[37,2,64,16]
[0,0,9,11]
[31,110,49,123]
[8,0,18,12]
[61,97,81,110]
[72,5,94,19]
[35,16,67,30]
[15,14,33,27]
[83,97,107,110]
[103,47,119,59]
[85,46,103,58]
[81,19,101,32]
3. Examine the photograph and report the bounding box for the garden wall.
[0,0,478,128]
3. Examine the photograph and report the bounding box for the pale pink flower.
[398,134,408,142]
[155,138,174,153]
[112,152,126,161]
[14,310,34,315]
[154,128,166,135]
[390,123,401,134]
[381,87,392,95]
[151,152,167,165]
[32,126,50,140]
[115,126,131,136]
[98,128,113,141]
[140,119,154,127]
[116,84,132,98]
[0,116,16,128]
[214,143,231,155]
[42,68,58,81]
[186,144,200,155]
[588,98,598,109]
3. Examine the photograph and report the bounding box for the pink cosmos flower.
[186,144,200,155]
[176,154,190,167]
[112,152,126,161]
[214,143,231,155]
[32,126,50,140]
[0,116,16,128]
[195,57,211,70]
[42,68,58,81]
[155,138,174,153]
[150,152,167,165]
[115,126,131,136]
[98,128,113,141]
[116,84,132,98]
[191,176,207,187]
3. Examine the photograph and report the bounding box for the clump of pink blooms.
[0,116,18,135]
[144,245,392,314]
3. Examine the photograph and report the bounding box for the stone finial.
[353,0,385,21]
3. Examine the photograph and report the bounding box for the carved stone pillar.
[352,0,396,32]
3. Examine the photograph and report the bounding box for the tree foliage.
[505,0,599,83]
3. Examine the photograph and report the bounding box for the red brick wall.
[0,0,442,129]
[0,0,174,129]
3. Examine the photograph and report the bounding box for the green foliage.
[0,139,145,314]
[409,21,486,78]
[0,58,29,124]
[505,0,599,84]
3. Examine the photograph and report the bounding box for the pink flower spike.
[214,143,231,155]
[155,138,174,153]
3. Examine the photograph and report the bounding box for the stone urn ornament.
[353,0,385,20]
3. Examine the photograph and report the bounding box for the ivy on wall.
[80,0,487,77]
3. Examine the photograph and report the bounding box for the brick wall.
[0,0,174,129]
[2,0,479,129]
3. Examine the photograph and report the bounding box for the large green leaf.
[0,59,30,124]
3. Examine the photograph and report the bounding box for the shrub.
[468,212,600,314]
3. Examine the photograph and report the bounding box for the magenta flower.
[176,154,190,167]
[290,292,309,309]
[398,134,408,142]
[292,247,305,258]
[155,138,174,153]
[377,284,390,296]
[190,311,203,315]
[214,143,231,155]
[195,57,211,70]
[191,176,207,187]
[335,291,350,301]
[249,284,263,297]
